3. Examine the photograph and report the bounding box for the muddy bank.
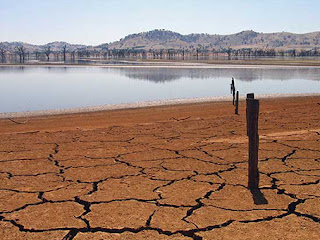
[1,93,319,119]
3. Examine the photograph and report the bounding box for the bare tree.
[54,52,59,61]
[227,47,232,60]
[0,45,6,63]
[15,45,26,63]
[45,46,51,61]
[34,50,40,60]
[62,45,67,62]
[85,49,90,58]
[71,50,76,60]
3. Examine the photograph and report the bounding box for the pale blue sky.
[1,0,319,45]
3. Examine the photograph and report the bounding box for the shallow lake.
[0,66,319,113]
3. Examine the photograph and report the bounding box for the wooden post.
[231,78,235,105]
[231,78,235,94]
[246,93,259,189]
[247,93,254,99]
[235,91,239,115]
[232,88,235,105]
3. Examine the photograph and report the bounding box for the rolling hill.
[1,29,320,52]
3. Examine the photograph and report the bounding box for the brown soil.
[0,96,319,239]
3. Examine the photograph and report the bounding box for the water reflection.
[116,67,320,82]
[0,66,319,113]
[0,66,70,74]
[73,60,141,65]
[1,66,320,82]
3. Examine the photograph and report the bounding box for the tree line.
[0,44,320,63]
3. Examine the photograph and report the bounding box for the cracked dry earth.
[0,96,319,240]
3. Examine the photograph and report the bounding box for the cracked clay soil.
[0,96,319,239]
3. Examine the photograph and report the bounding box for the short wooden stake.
[232,88,235,105]
[231,78,236,105]
[246,93,259,189]
[231,78,235,94]
[235,91,239,115]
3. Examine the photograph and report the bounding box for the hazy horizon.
[1,0,320,45]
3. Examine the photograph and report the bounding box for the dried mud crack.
[0,96,319,239]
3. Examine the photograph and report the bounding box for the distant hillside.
[1,29,320,53]
[108,29,320,50]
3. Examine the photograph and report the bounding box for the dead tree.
[54,52,59,61]
[71,50,76,60]
[227,48,232,60]
[34,50,40,60]
[85,50,90,58]
[44,46,51,61]
[15,45,26,63]
[0,46,6,63]
[62,45,67,62]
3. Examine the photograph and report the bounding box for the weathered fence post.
[231,78,235,94]
[231,78,235,105]
[246,93,259,189]
[235,91,239,115]
[232,88,236,105]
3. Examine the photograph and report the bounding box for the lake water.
[0,66,319,113]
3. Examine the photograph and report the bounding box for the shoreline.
[1,93,319,119]
[2,62,320,69]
